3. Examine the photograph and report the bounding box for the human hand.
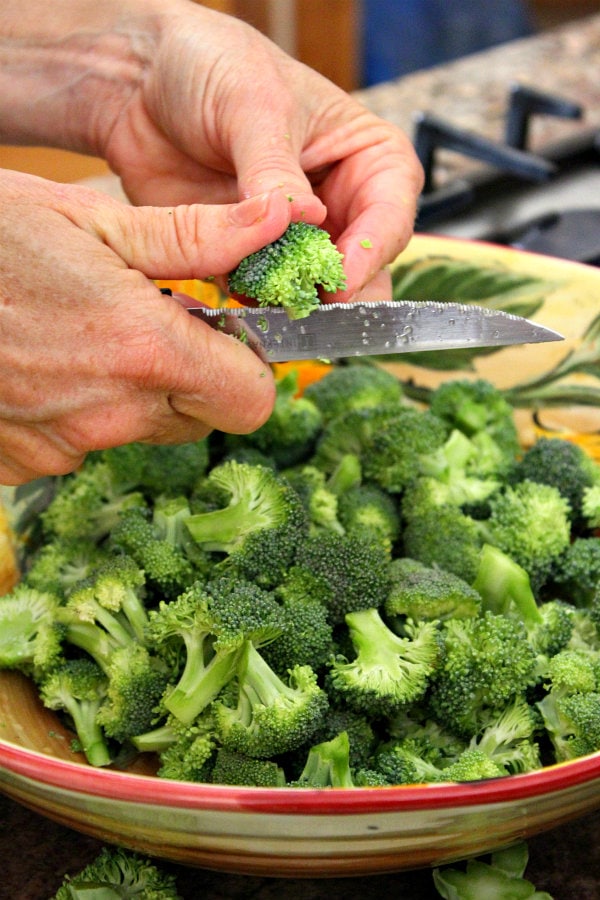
[0,170,294,484]
[92,1,424,300]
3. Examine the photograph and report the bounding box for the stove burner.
[492,209,600,265]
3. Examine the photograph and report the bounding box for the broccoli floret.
[537,653,600,762]
[292,731,354,788]
[467,697,541,775]
[550,537,600,607]
[228,221,346,319]
[214,640,328,758]
[210,748,286,787]
[41,460,145,543]
[433,841,552,900]
[481,480,572,593]
[109,506,196,599]
[96,644,170,743]
[100,438,209,498]
[225,369,322,468]
[401,504,483,584]
[184,461,308,588]
[295,530,392,624]
[0,584,64,678]
[262,567,334,674]
[311,404,404,475]
[429,611,537,738]
[52,846,182,899]
[472,544,542,630]
[373,736,447,785]
[23,536,109,599]
[303,364,403,423]
[156,708,217,783]
[147,578,285,725]
[582,483,600,530]
[510,436,600,527]
[438,747,507,783]
[362,406,449,493]
[385,557,481,622]
[39,658,111,767]
[337,483,401,546]
[311,707,378,770]
[284,464,345,536]
[64,555,150,648]
[428,378,521,474]
[328,609,440,717]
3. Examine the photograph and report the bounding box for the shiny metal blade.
[187,301,563,362]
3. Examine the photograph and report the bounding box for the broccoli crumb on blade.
[227,221,346,319]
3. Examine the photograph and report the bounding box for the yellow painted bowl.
[1,235,600,877]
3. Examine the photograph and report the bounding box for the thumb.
[88,189,294,281]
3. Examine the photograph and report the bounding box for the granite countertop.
[3,793,600,899]
[4,14,600,900]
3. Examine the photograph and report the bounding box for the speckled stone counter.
[4,14,600,900]
[354,13,600,187]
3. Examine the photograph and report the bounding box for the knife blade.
[186,301,563,362]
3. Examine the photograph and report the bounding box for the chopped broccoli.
[23,536,108,599]
[467,697,541,775]
[311,404,403,475]
[401,504,483,584]
[292,731,354,788]
[39,658,111,767]
[210,747,286,787]
[155,709,218,783]
[372,735,449,785]
[100,438,209,498]
[214,640,328,758]
[146,577,285,725]
[328,609,441,716]
[472,544,542,630]
[52,846,182,899]
[385,557,481,622]
[480,480,572,593]
[311,707,378,770]
[303,363,403,423]
[185,461,308,588]
[337,483,401,546]
[225,369,322,468]
[509,436,600,527]
[433,841,553,900]
[439,747,507,783]
[536,648,600,762]
[284,464,345,535]
[429,611,537,738]
[0,584,64,677]
[109,505,196,599]
[228,221,346,319]
[262,567,334,674]
[550,536,600,607]
[41,460,145,543]
[295,530,392,624]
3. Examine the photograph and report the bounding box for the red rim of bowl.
[1,738,600,814]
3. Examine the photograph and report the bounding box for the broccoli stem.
[472,544,542,628]
[164,644,243,725]
[63,696,112,767]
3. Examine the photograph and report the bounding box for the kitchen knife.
[186,301,563,363]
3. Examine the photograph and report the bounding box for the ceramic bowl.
[1,234,600,877]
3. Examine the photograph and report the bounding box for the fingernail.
[229,192,272,227]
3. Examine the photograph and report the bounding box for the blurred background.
[1,0,598,184]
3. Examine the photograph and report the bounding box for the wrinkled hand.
[0,170,295,484]
[99,1,423,300]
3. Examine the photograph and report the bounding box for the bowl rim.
[2,737,600,814]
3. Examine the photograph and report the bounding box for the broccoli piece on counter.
[52,845,182,899]
[433,841,554,900]
[228,221,347,319]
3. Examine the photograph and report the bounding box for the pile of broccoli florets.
[2,364,600,789]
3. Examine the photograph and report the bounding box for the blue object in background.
[362,0,535,85]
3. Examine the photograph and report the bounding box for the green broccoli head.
[429,611,538,738]
[303,364,403,423]
[385,557,481,622]
[52,846,182,899]
[328,609,441,717]
[363,406,448,493]
[292,731,355,788]
[0,584,64,678]
[214,640,329,758]
[551,536,600,607]
[401,504,483,584]
[228,221,346,319]
[210,747,286,787]
[100,439,210,498]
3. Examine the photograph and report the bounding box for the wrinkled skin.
[0,0,423,484]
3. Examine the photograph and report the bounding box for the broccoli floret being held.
[228,221,347,319]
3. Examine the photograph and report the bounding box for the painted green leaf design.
[387,255,554,370]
